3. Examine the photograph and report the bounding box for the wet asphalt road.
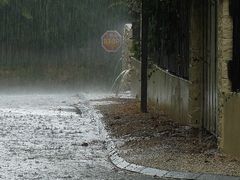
[0,93,164,180]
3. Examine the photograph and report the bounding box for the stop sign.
[101,31,122,53]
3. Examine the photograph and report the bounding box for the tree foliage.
[0,0,130,87]
[0,0,128,50]
[126,0,190,78]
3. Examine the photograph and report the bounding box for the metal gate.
[202,0,218,136]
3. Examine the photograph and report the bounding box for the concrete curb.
[107,142,240,180]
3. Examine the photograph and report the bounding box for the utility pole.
[141,0,149,113]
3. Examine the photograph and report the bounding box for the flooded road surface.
[0,93,159,180]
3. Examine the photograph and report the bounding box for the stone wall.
[121,24,142,97]
[218,0,240,156]
[129,59,141,98]
[122,24,134,71]
[119,24,135,92]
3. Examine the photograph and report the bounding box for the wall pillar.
[218,0,240,157]
[188,0,204,127]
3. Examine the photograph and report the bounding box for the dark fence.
[148,0,190,79]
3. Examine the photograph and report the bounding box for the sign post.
[101,31,122,53]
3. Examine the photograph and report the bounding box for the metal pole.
[141,0,148,113]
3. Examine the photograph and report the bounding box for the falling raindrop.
[0,0,131,93]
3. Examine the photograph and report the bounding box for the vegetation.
[125,0,190,79]
[0,0,129,49]
[0,0,129,88]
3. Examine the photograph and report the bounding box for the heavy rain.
[0,0,155,179]
[1,0,240,180]
[0,0,127,92]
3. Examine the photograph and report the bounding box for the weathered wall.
[120,24,136,92]
[148,66,190,124]
[130,60,190,124]
[222,95,240,156]
[188,0,204,127]
[122,24,134,71]
[218,0,240,156]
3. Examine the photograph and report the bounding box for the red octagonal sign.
[101,31,122,53]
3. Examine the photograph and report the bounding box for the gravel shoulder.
[96,97,240,177]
